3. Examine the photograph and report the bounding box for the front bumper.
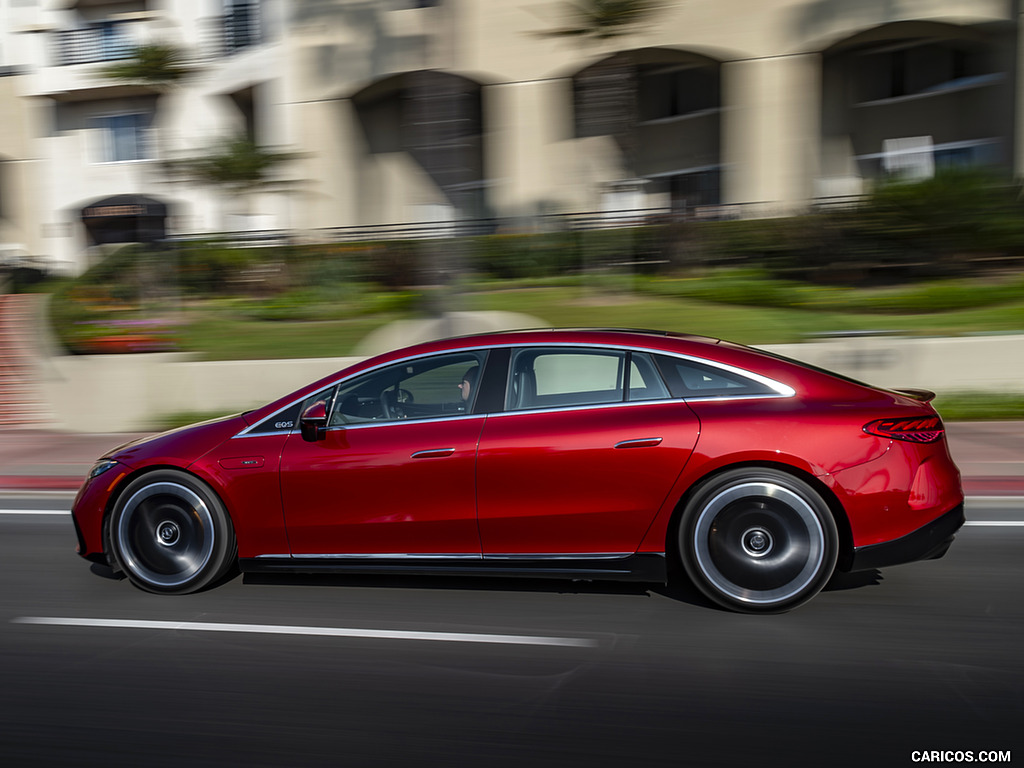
[847,504,964,572]
[70,462,130,562]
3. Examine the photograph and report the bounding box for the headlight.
[88,459,119,479]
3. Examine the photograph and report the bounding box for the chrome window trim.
[235,412,487,439]
[328,413,487,434]
[232,340,795,439]
[486,392,786,420]
[488,397,680,419]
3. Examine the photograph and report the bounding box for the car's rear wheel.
[109,469,236,594]
[678,468,838,613]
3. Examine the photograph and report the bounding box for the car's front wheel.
[109,469,237,594]
[678,468,838,613]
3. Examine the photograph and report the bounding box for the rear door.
[475,347,700,556]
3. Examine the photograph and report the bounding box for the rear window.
[655,355,780,399]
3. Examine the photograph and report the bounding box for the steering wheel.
[381,388,414,419]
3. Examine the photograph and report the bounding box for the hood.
[106,413,248,469]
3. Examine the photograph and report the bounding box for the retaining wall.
[36,333,1024,432]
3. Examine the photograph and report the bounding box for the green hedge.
[45,169,1024,353]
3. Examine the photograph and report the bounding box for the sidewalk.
[0,422,1020,495]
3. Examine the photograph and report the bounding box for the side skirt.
[239,553,668,583]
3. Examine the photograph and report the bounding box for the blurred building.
[0,0,1019,274]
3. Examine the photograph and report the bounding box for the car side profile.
[70,329,964,612]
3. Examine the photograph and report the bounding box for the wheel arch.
[664,460,854,572]
[100,464,234,569]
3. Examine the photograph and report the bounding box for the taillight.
[863,416,944,443]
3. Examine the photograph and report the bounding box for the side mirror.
[299,400,328,442]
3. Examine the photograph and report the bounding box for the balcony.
[200,4,263,59]
[28,20,158,102]
[53,24,135,67]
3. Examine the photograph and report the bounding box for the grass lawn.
[174,282,1024,360]
[467,284,1024,343]
[180,312,410,361]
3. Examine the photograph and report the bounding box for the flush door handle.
[411,448,456,459]
[614,438,663,449]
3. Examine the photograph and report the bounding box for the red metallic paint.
[280,417,486,555]
[635,397,895,554]
[828,439,963,548]
[476,400,699,554]
[189,434,291,558]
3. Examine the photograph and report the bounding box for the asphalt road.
[1,494,1021,768]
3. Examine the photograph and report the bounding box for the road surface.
[1,494,1021,767]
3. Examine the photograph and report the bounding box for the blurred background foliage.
[42,169,1024,358]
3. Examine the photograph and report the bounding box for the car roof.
[243,326,880,427]
[397,327,722,355]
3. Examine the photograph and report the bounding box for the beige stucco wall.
[2,0,1020,267]
[0,75,44,261]
[332,0,1018,221]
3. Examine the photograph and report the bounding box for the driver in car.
[458,366,479,404]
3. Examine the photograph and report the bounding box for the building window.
[669,170,721,211]
[856,41,993,104]
[94,114,151,162]
[638,65,719,122]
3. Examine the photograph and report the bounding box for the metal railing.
[199,4,263,58]
[167,202,814,248]
[53,26,135,67]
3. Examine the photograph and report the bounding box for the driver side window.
[329,351,486,426]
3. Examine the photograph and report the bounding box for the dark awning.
[82,194,168,220]
[81,194,168,245]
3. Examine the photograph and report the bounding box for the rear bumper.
[847,504,964,572]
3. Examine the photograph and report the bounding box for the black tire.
[678,468,838,613]
[109,469,237,594]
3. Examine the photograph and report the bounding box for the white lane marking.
[11,616,597,648]
[964,521,1024,527]
[0,510,69,516]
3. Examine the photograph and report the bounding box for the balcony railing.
[200,4,263,58]
[53,25,135,67]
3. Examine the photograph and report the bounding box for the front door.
[280,351,487,556]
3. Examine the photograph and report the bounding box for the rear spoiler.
[893,388,937,403]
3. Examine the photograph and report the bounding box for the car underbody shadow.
[650,576,722,611]
[241,564,722,610]
[241,570,658,598]
[89,562,125,581]
[824,568,883,592]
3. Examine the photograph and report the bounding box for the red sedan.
[70,329,964,612]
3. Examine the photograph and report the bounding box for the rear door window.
[508,348,625,410]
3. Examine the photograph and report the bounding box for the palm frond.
[99,44,189,88]
[539,0,664,40]
[164,136,304,194]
